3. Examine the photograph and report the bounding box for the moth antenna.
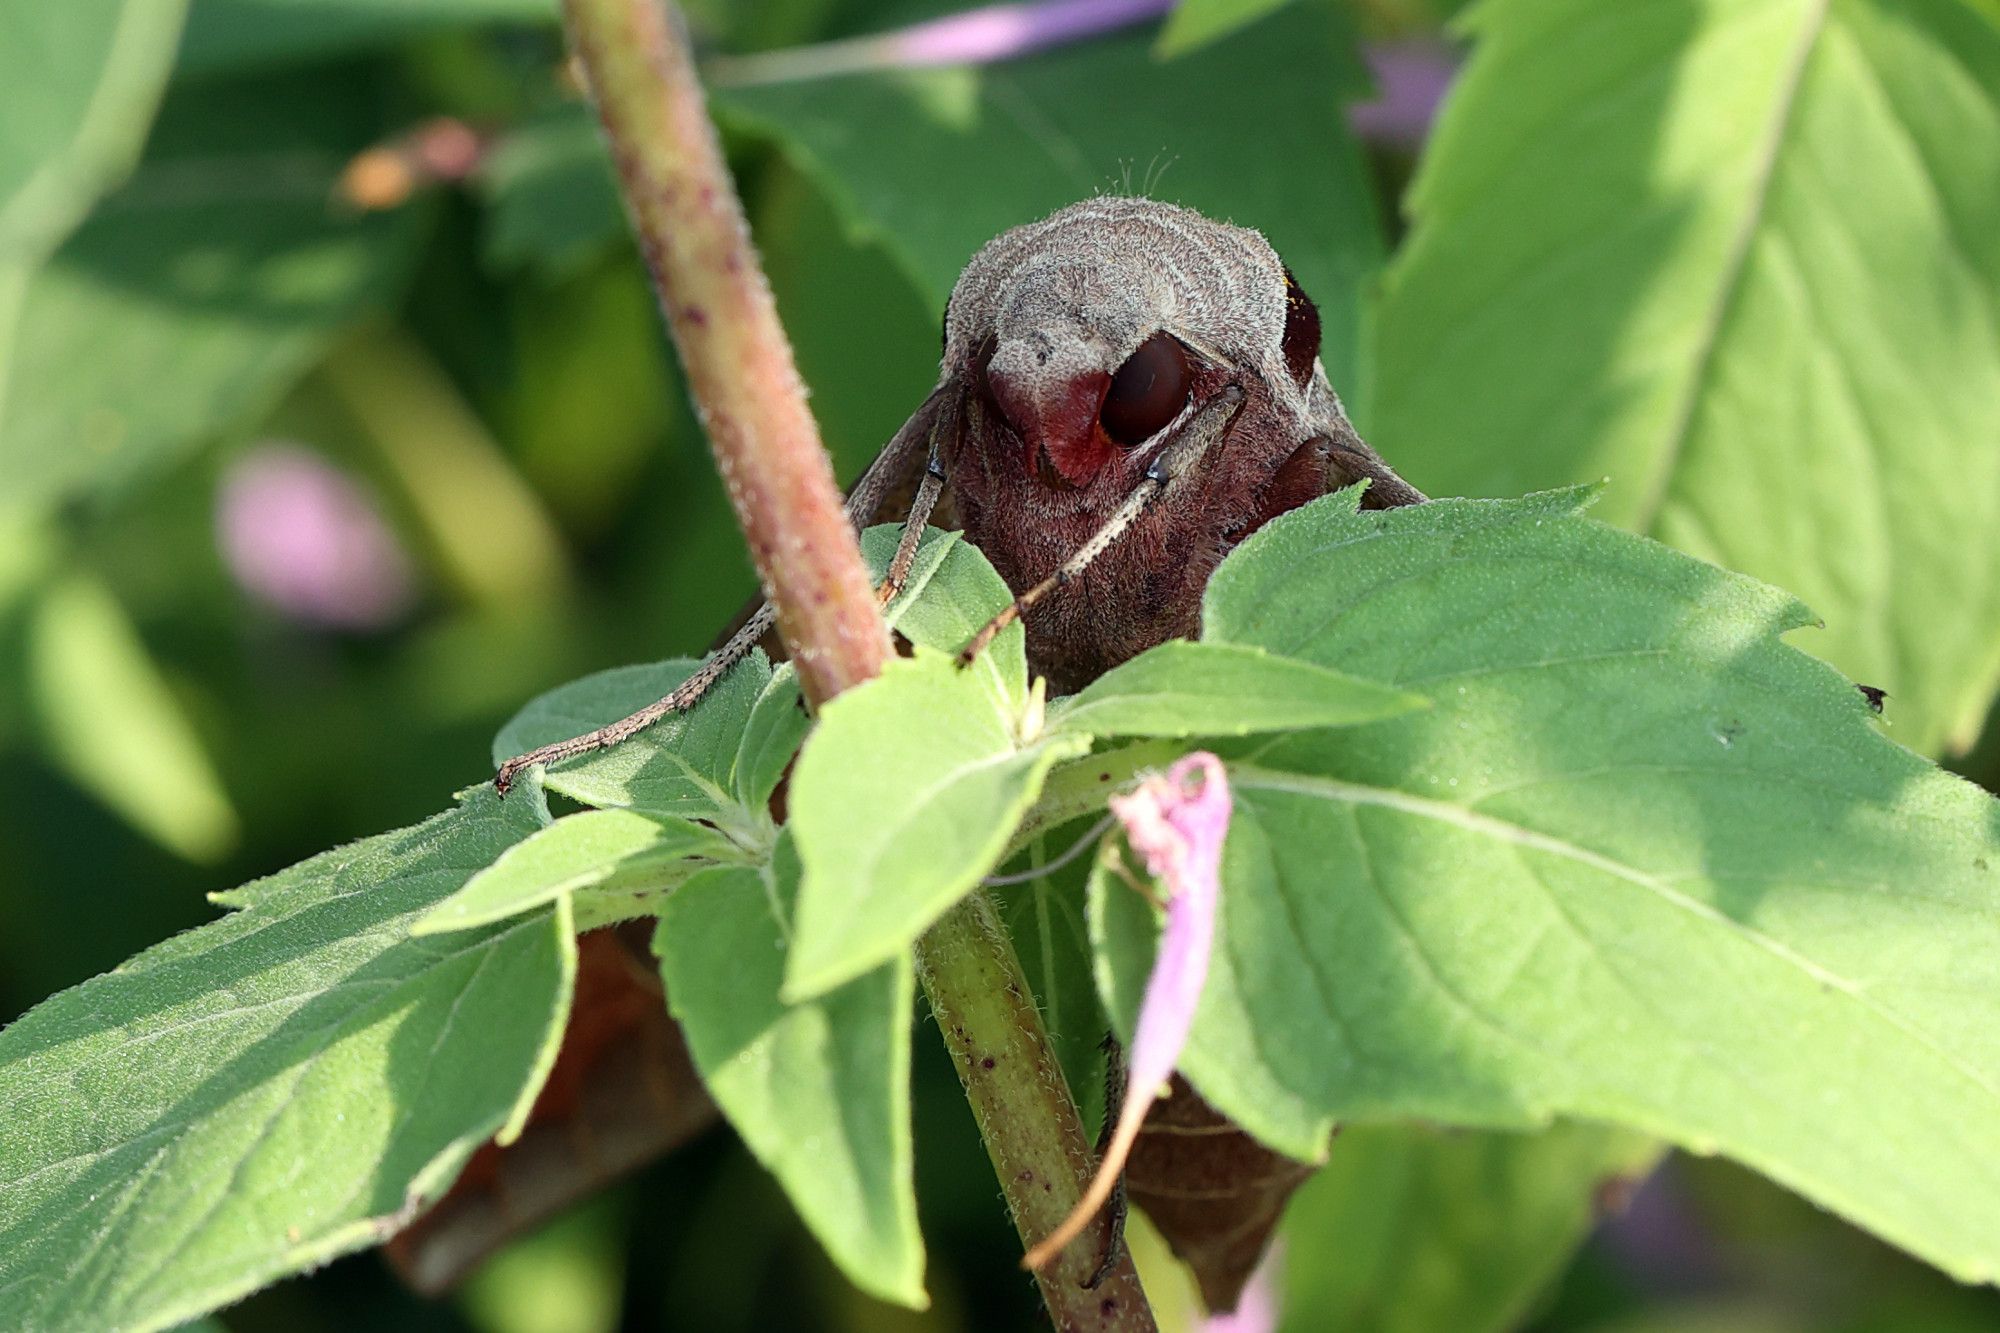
[493,383,948,795]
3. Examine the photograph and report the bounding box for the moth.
[496,196,1423,791]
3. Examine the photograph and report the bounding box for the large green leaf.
[0,791,572,1333]
[0,67,424,518]
[0,0,185,258]
[1095,488,2000,1283]
[655,836,924,1308]
[1371,0,2000,756]
[1278,1123,1660,1333]
[716,1,1383,398]
[0,0,187,448]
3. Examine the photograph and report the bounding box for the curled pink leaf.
[1024,751,1231,1271]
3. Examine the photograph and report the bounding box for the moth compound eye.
[1100,333,1190,446]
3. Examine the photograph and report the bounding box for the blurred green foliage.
[3,0,1999,1329]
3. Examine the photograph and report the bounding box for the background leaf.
[176,0,556,74]
[1156,0,1299,57]
[27,568,239,862]
[0,0,187,454]
[0,792,572,1333]
[1278,1122,1660,1333]
[1097,488,2000,1283]
[0,67,426,519]
[654,835,924,1308]
[1371,0,2000,756]
[716,1,1384,400]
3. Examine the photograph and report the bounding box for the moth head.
[942,197,1323,490]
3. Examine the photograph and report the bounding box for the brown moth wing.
[1125,1076,1321,1313]
[384,925,716,1293]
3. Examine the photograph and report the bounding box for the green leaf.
[732,661,809,810]
[1097,488,2000,1282]
[0,0,187,453]
[717,1,1382,398]
[0,791,574,1333]
[414,807,739,935]
[1050,639,1426,740]
[1156,0,1298,57]
[1278,1123,1661,1333]
[0,0,186,259]
[492,653,774,828]
[787,649,1090,999]
[993,827,1112,1134]
[476,107,627,281]
[0,68,426,519]
[862,524,1025,714]
[27,569,239,862]
[654,835,923,1308]
[178,0,555,74]
[1371,0,2000,756]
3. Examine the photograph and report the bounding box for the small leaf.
[732,662,808,810]
[0,791,573,1333]
[414,807,738,935]
[1155,0,1297,58]
[862,524,1024,714]
[787,649,1089,999]
[655,836,924,1308]
[1049,640,1425,741]
[493,653,772,824]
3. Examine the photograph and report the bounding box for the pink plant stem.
[558,2,1155,1325]
[562,0,883,709]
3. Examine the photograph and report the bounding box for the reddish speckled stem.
[562,0,883,707]
[558,3,1154,1326]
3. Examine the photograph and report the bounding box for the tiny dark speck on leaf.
[981,1056,996,1069]
[1098,772,1111,782]
[1858,683,1887,713]
[1100,1298,1118,1317]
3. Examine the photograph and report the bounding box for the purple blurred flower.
[217,444,415,630]
[708,0,1174,86]
[1025,752,1231,1271]
[1349,39,1459,149]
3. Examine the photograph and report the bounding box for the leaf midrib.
[1631,0,1831,532]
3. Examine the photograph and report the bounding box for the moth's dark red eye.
[1099,333,1190,446]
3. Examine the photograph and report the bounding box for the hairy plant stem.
[557,2,1155,1325]
[917,892,1156,1332]
[561,0,881,707]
